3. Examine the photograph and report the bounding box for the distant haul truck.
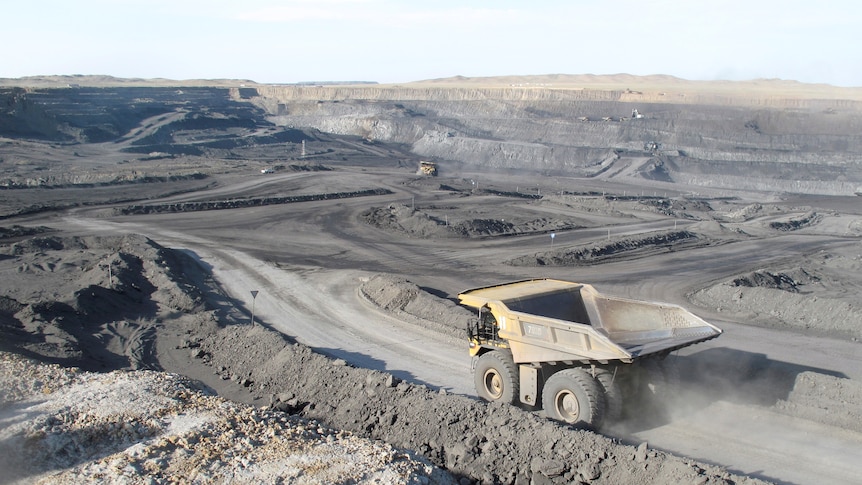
[418,161,438,176]
[459,279,721,428]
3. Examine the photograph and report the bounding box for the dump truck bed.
[459,279,721,364]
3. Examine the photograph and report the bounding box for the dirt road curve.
[59,165,862,485]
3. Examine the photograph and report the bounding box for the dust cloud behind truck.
[458,279,722,428]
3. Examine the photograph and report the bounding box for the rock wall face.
[2,81,862,195]
[249,85,862,195]
[0,87,262,143]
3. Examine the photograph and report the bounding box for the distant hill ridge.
[2,73,860,101]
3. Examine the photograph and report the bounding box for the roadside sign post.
[100,260,113,287]
[250,290,259,326]
[550,232,555,246]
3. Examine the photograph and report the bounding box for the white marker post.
[100,260,113,287]
[550,232,556,246]
[250,290,259,326]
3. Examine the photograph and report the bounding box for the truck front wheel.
[474,350,519,404]
[542,368,606,429]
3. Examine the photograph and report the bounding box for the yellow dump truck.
[459,279,721,428]
[418,161,438,176]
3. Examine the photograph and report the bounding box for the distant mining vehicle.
[459,279,721,428]
[418,161,438,176]
[644,141,661,153]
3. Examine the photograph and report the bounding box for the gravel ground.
[0,352,457,485]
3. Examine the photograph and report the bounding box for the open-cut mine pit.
[1,74,861,484]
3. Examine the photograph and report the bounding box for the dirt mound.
[0,234,205,370]
[773,372,862,433]
[508,230,709,266]
[118,188,392,215]
[0,171,208,190]
[7,234,74,254]
[538,194,713,220]
[272,162,332,173]
[358,274,472,338]
[361,203,582,239]
[714,203,765,222]
[690,248,862,340]
[635,195,713,217]
[0,225,53,241]
[0,352,455,485]
[730,268,819,292]
[361,204,452,238]
[769,211,821,231]
[451,218,517,237]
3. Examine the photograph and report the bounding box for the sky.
[3,0,861,87]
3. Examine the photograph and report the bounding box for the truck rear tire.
[618,359,675,421]
[474,350,519,404]
[594,368,623,423]
[542,368,606,428]
[642,359,677,398]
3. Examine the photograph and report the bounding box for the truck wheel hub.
[484,370,504,399]
[555,390,580,421]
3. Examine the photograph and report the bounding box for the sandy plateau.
[1,75,861,484]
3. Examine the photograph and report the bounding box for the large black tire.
[643,358,680,398]
[594,368,623,424]
[618,359,676,422]
[474,350,519,404]
[541,368,606,429]
[659,358,681,397]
